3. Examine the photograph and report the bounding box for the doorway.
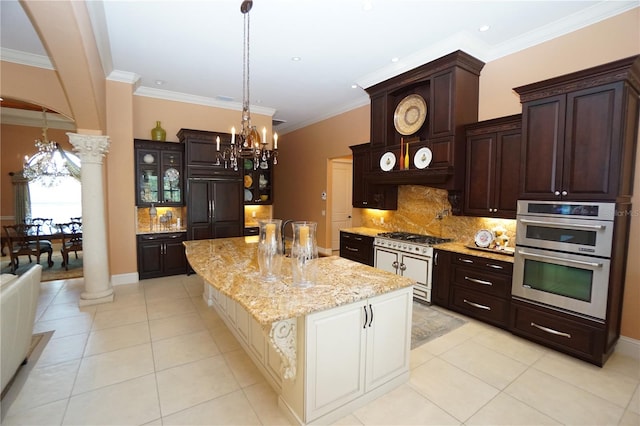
[329,158,353,252]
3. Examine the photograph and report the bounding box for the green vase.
[151,121,166,141]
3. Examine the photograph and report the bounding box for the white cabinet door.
[306,301,366,421]
[365,287,412,390]
[400,254,430,285]
[235,303,249,344]
[375,248,399,274]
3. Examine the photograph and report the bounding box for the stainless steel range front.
[374,232,451,304]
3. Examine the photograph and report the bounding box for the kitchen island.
[184,237,414,425]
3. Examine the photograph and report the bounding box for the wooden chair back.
[58,222,83,270]
[3,224,53,272]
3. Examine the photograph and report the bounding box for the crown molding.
[276,95,370,135]
[134,85,276,117]
[0,47,54,69]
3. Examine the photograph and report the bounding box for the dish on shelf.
[380,152,396,172]
[244,175,253,188]
[244,189,252,202]
[259,161,269,169]
[413,147,432,169]
[474,229,494,248]
[164,167,180,184]
[143,153,155,164]
[393,94,427,136]
[244,159,253,170]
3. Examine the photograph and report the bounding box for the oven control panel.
[374,238,431,255]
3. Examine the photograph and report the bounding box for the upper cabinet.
[135,139,184,207]
[364,50,485,191]
[464,115,521,219]
[178,128,241,179]
[515,55,640,202]
[350,143,397,210]
[242,157,274,205]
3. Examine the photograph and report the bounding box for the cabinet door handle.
[434,252,438,266]
[345,246,359,252]
[554,190,560,196]
[354,236,363,241]
[486,263,503,270]
[362,201,368,205]
[530,322,571,339]
[211,200,215,218]
[463,299,491,310]
[561,190,568,196]
[459,258,474,264]
[399,263,407,271]
[464,276,493,286]
[368,304,374,327]
[363,305,368,329]
[392,261,399,269]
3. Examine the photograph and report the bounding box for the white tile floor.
[1,274,638,425]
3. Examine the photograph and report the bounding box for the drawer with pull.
[451,286,509,327]
[451,266,511,298]
[339,231,374,266]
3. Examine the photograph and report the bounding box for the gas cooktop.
[376,232,452,246]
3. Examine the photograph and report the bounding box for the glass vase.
[290,221,318,288]
[257,219,283,282]
[151,121,166,141]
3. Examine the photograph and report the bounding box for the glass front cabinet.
[135,139,184,207]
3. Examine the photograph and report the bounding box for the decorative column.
[67,133,114,306]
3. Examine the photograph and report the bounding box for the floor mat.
[411,301,466,349]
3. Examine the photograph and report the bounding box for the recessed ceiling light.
[155,80,165,86]
[351,84,358,89]
[362,1,373,11]
[391,57,399,63]
[291,56,301,62]
[479,25,490,32]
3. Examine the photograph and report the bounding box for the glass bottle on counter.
[257,219,283,281]
[290,221,318,288]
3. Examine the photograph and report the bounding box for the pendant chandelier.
[23,108,73,187]
[221,0,278,171]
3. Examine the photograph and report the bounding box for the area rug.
[0,250,82,282]
[411,301,466,349]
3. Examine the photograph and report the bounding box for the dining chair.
[58,222,83,270]
[3,224,54,273]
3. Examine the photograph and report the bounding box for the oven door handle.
[519,218,605,231]
[518,250,604,268]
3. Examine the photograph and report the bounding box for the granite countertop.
[340,226,385,238]
[137,228,187,235]
[183,237,414,325]
[434,241,515,263]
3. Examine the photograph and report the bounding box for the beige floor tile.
[619,408,640,425]
[38,301,96,322]
[63,374,160,425]
[466,392,560,425]
[1,399,68,426]
[604,352,640,381]
[5,359,80,415]
[410,344,435,370]
[353,384,460,425]
[91,304,148,331]
[242,382,293,425]
[152,330,220,371]
[50,282,84,305]
[208,323,242,353]
[156,355,240,416]
[149,312,206,341]
[183,276,205,297]
[162,389,261,425]
[37,333,88,367]
[143,278,190,301]
[440,340,528,390]
[33,315,94,339]
[409,357,499,422]
[471,327,547,366]
[84,321,150,356]
[533,351,638,408]
[195,303,226,330]
[95,289,146,312]
[505,368,624,425]
[628,385,640,414]
[72,343,155,395]
[418,322,486,356]
[223,348,265,388]
[331,413,365,425]
[146,296,196,320]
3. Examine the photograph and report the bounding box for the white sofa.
[1,265,42,393]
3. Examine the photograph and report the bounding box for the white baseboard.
[318,246,333,256]
[615,335,640,360]
[111,272,139,286]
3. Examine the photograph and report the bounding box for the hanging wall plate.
[380,152,396,172]
[393,94,427,135]
[413,147,433,169]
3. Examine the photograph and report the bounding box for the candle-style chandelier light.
[23,108,77,187]
[218,0,278,171]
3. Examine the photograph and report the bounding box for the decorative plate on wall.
[380,152,396,172]
[393,94,427,135]
[413,147,432,169]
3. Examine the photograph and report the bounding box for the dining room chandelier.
[222,0,278,171]
[23,108,72,187]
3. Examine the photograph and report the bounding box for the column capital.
[67,133,110,164]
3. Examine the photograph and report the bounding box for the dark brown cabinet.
[447,252,512,328]
[178,128,239,179]
[137,232,186,279]
[431,249,452,307]
[464,115,521,218]
[134,139,184,207]
[350,143,397,210]
[243,157,274,205]
[339,231,374,266]
[187,179,243,240]
[515,56,640,202]
[363,50,484,191]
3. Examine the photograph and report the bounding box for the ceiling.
[1,0,637,134]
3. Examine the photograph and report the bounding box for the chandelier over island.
[217,0,278,171]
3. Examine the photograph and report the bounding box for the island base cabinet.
[304,287,412,423]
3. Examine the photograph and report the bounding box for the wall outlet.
[252,211,256,218]
[380,216,384,224]
[321,210,326,216]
